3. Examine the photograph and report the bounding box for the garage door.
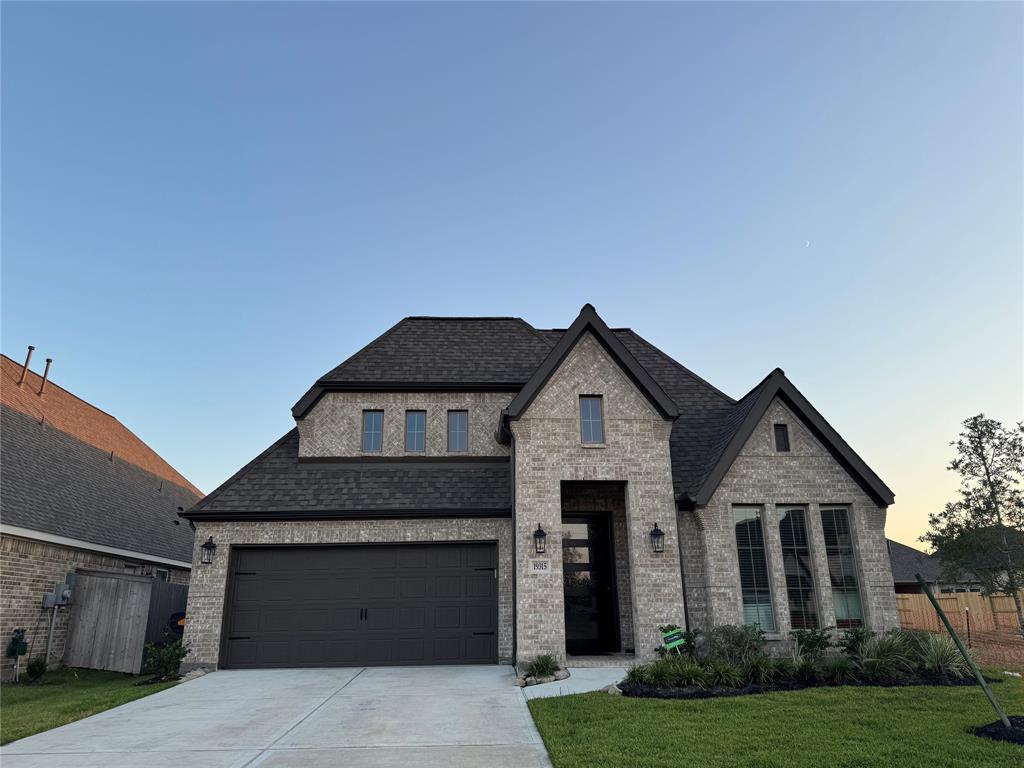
[221,543,498,668]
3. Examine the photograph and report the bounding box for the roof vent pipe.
[17,346,35,385]
[38,358,53,396]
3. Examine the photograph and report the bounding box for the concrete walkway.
[521,666,627,700]
[2,666,552,767]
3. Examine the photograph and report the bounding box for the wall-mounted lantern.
[200,536,217,565]
[650,523,665,554]
[533,525,547,555]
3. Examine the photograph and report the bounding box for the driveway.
[2,666,552,767]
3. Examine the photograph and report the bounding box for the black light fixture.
[533,524,547,555]
[200,536,217,565]
[650,523,665,554]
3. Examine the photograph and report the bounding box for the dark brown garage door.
[221,543,498,668]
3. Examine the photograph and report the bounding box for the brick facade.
[685,399,898,638]
[298,391,514,458]
[181,518,515,671]
[0,534,189,681]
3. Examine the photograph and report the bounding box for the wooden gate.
[64,570,189,674]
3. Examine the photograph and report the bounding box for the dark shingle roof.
[185,430,511,519]
[1,405,198,563]
[887,539,944,585]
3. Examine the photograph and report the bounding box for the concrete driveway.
[2,666,552,767]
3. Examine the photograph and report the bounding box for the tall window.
[447,410,468,452]
[774,424,791,452]
[361,410,383,452]
[405,410,426,452]
[778,507,818,629]
[580,396,604,444]
[733,506,775,630]
[820,507,863,628]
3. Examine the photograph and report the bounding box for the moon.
[804,240,811,248]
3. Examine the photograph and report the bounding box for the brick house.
[0,350,200,680]
[180,305,898,671]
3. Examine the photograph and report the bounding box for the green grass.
[529,677,1024,768]
[0,667,178,745]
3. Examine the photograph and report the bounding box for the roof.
[183,430,511,520]
[887,539,945,585]
[1,405,197,564]
[1,354,201,496]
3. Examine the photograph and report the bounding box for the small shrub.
[837,627,875,657]
[705,660,744,688]
[26,656,47,681]
[142,640,189,679]
[773,656,797,682]
[705,624,766,663]
[788,648,819,684]
[741,653,777,685]
[853,634,912,679]
[914,633,971,678]
[626,657,709,689]
[790,627,833,660]
[525,654,559,678]
[822,656,857,684]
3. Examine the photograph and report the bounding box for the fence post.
[965,606,971,648]
[916,573,1010,730]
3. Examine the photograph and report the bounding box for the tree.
[922,415,1024,635]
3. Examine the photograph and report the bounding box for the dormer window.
[361,410,383,452]
[405,410,426,452]
[774,424,790,452]
[580,396,604,444]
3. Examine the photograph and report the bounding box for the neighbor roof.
[1,354,201,496]
[887,539,944,585]
[183,431,511,520]
[1,405,197,564]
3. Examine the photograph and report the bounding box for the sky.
[2,2,1021,548]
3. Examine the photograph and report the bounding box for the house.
[0,348,200,680]
[887,538,981,594]
[180,305,898,671]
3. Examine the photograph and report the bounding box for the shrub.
[788,648,819,684]
[26,656,47,682]
[142,640,189,679]
[705,660,744,688]
[525,654,559,678]
[837,627,875,657]
[853,634,912,679]
[741,653,777,685]
[626,657,709,689]
[913,633,971,678]
[790,627,833,660]
[705,624,766,663]
[822,656,857,684]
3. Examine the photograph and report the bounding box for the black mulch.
[975,716,1024,746]
[620,675,997,701]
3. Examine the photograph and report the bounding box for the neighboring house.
[887,538,981,594]
[181,305,898,671]
[0,349,200,680]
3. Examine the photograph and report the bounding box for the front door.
[562,513,620,655]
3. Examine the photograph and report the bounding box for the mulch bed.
[621,675,996,701]
[974,716,1024,746]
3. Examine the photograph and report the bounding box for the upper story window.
[580,396,604,444]
[447,410,468,452]
[734,505,775,631]
[361,410,384,452]
[774,424,790,452]
[405,410,426,452]
[820,507,863,628]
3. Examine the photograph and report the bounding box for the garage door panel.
[223,543,498,668]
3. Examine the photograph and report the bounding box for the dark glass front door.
[562,514,619,655]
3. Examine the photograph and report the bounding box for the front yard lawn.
[0,667,177,744]
[528,676,1024,768]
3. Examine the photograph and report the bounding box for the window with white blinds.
[820,507,863,628]
[778,507,818,629]
[733,506,775,630]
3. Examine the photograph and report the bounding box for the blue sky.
[2,2,1020,546]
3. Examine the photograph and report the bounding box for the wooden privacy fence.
[63,569,188,674]
[896,591,1023,634]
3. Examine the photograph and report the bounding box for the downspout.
[675,499,692,632]
[510,431,517,664]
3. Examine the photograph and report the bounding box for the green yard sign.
[661,627,686,654]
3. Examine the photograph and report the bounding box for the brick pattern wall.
[691,399,898,639]
[181,518,515,670]
[298,391,515,458]
[0,534,189,680]
[511,333,685,664]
